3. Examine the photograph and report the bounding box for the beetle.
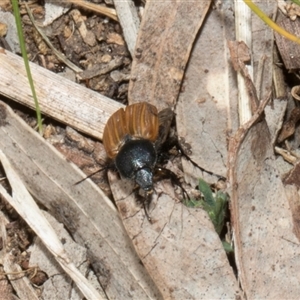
[103,102,173,192]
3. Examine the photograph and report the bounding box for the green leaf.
[198,179,229,235]
[222,241,234,253]
[213,193,228,234]
[198,178,215,207]
[183,198,202,208]
[185,179,230,244]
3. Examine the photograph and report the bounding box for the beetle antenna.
[74,165,110,185]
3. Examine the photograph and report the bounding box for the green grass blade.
[244,0,300,45]
[12,0,43,134]
[291,0,300,7]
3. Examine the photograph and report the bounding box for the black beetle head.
[115,139,157,191]
[135,168,153,191]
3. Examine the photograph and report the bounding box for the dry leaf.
[176,1,239,178]
[0,102,161,299]
[109,172,241,299]
[277,107,300,143]
[275,17,300,69]
[128,0,211,110]
[229,100,300,298]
